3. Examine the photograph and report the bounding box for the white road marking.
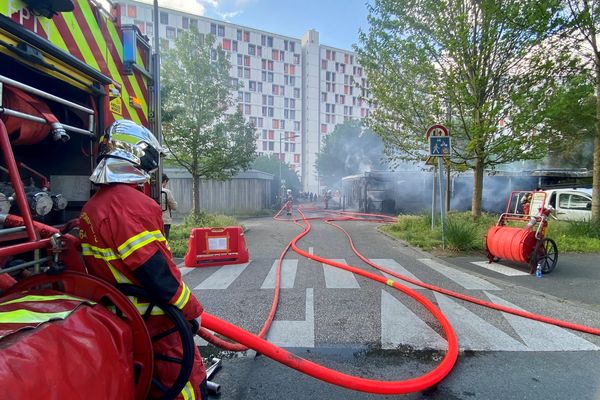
[381,290,446,349]
[371,259,424,290]
[261,259,298,289]
[179,266,196,277]
[193,262,250,290]
[485,292,600,351]
[266,288,315,347]
[308,247,314,255]
[471,261,530,276]
[419,258,501,290]
[322,259,360,288]
[433,293,527,351]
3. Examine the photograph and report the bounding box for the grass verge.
[381,212,600,254]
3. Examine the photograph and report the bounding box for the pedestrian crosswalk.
[180,258,600,352]
[182,258,504,291]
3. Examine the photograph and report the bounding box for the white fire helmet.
[90,119,164,184]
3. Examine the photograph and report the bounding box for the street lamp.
[278,132,300,202]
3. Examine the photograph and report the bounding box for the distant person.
[161,173,178,239]
[324,190,332,209]
[520,193,532,216]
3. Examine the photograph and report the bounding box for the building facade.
[116,0,370,194]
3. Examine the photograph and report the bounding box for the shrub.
[445,217,477,251]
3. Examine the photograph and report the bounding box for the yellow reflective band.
[128,296,165,316]
[81,243,119,261]
[174,284,191,310]
[181,381,195,400]
[0,294,91,306]
[106,262,133,284]
[386,279,395,287]
[118,230,166,260]
[0,309,75,324]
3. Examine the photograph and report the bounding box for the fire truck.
[0,1,191,398]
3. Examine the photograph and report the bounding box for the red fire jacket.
[80,183,205,399]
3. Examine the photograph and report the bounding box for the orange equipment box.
[183,226,249,267]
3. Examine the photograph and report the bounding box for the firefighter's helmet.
[90,119,164,184]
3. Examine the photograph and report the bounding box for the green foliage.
[315,121,387,187]
[356,0,566,215]
[382,212,600,253]
[168,212,239,257]
[161,29,257,214]
[445,217,478,251]
[252,154,301,194]
[559,0,600,222]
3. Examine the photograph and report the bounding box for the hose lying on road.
[199,203,600,395]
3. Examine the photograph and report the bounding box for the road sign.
[426,124,449,139]
[429,136,451,157]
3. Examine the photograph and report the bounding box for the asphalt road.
[179,210,600,400]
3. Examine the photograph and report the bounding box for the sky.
[154,0,372,50]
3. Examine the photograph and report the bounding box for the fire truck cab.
[0,1,190,399]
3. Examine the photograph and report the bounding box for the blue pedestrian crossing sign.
[429,136,451,157]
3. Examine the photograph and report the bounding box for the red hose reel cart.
[485,191,558,275]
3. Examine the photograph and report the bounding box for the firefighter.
[79,120,207,400]
[161,173,178,240]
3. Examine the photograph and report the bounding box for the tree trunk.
[592,66,600,223]
[192,173,201,218]
[587,0,600,223]
[471,157,484,217]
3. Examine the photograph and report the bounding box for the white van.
[543,188,593,221]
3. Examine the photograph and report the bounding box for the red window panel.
[321,59,327,70]
[321,124,327,133]
[272,49,279,61]
[326,49,331,60]
[244,55,250,66]
[127,5,136,18]
[268,130,274,139]
[289,65,295,75]
[243,31,250,42]
[344,54,350,64]
[273,120,280,129]
[344,85,349,95]
[273,85,279,95]
[294,154,300,163]
[223,39,231,51]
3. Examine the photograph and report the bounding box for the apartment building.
[116,0,370,194]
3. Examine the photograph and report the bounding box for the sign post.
[426,125,451,247]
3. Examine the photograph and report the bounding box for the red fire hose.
[201,203,459,394]
[199,203,600,395]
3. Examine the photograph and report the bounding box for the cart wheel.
[532,238,559,274]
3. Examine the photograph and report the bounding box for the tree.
[559,0,600,221]
[543,72,595,169]
[161,29,256,217]
[315,121,387,187]
[357,0,566,216]
[252,154,302,197]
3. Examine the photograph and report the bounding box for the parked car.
[543,188,592,221]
